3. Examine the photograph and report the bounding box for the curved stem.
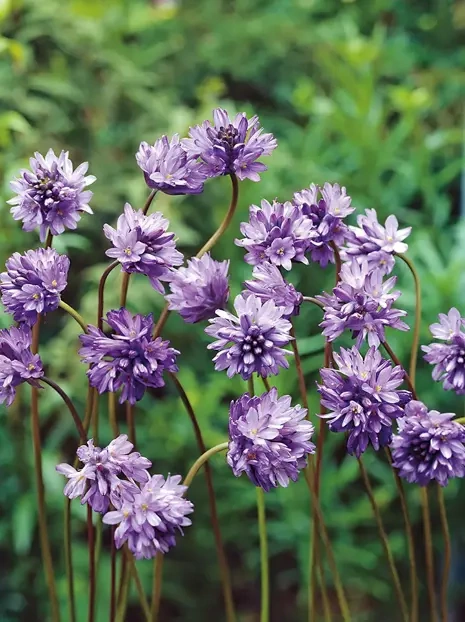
[421,487,438,622]
[437,486,451,622]
[183,442,229,488]
[398,253,422,387]
[150,555,164,622]
[87,505,96,622]
[357,458,408,622]
[302,296,325,310]
[143,189,157,215]
[330,241,342,278]
[59,300,88,333]
[256,487,269,622]
[152,304,170,339]
[382,340,417,398]
[98,260,119,330]
[41,376,86,442]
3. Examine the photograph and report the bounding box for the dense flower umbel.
[103,474,193,559]
[293,183,354,267]
[183,108,277,181]
[56,435,151,513]
[228,388,315,490]
[205,293,293,380]
[9,149,95,242]
[103,203,183,293]
[422,307,465,395]
[236,199,314,269]
[136,134,206,195]
[391,401,465,486]
[0,248,70,326]
[244,263,302,319]
[166,253,230,323]
[317,259,409,348]
[318,346,411,457]
[0,325,43,406]
[342,210,411,275]
[79,308,179,404]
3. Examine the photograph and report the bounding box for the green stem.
[421,487,438,622]
[302,296,325,310]
[398,253,421,386]
[150,555,164,621]
[183,442,229,488]
[59,300,88,333]
[256,487,269,622]
[41,376,86,442]
[437,486,451,622]
[261,377,271,392]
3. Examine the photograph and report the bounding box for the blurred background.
[1,0,465,620]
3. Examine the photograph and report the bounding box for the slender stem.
[45,229,54,248]
[120,273,130,307]
[183,442,229,488]
[437,486,451,622]
[357,458,408,622]
[130,559,150,621]
[248,375,255,397]
[302,296,325,310]
[59,300,88,333]
[150,555,164,622]
[455,416,465,424]
[41,376,86,442]
[87,504,96,622]
[290,325,307,410]
[126,402,136,445]
[108,391,120,437]
[421,487,438,622]
[318,563,332,622]
[382,340,418,398]
[152,304,170,339]
[169,373,236,621]
[143,189,157,215]
[64,499,76,622]
[262,377,271,392]
[398,253,422,387]
[110,530,117,622]
[330,241,342,278]
[116,551,130,622]
[97,260,119,330]
[256,487,269,622]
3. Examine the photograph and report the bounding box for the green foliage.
[0,0,464,620]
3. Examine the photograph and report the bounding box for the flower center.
[124,247,132,256]
[33,293,40,300]
[28,363,35,371]
[217,124,239,148]
[51,279,57,287]
[276,247,285,256]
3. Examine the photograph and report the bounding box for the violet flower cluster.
[244,263,302,319]
[0,325,44,406]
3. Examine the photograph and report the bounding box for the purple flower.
[317,260,409,348]
[318,346,411,457]
[136,134,206,195]
[422,307,465,395]
[8,149,95,242]
[236,199,314,268]
[244,263,302,319]
[0,324,43,406]
[103,203,183,293]
[56,434,151,513]
[103,474,193,559]
[166,253,230,323]
[79,308,179,404]
[1,248,70,326]
[342,210,411,275]
[183,108,277,181]
[293,183,354,267]
[205,293,293,380]
[227,388,314,491]
[391,401,465,486]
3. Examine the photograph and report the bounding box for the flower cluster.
[422,307,465,395]
[228,388,314,490]
[244,263,302,319]
[9,149,95,242]
[79,308,179,404]
[391,401,465,486]
[0,325,44,406]
[166,253,230,323]
[318,346,411,457]
[0,248,70,326]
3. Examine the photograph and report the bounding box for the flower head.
[422,308,465,394]
[136,134,206,195]
[79,308,179,404]
[166,253,229,323]
[9,149,95,242]
[183,108,277,181]
[103,203,183,293]
[103,474,193,559]
[318,346,411,457]
[1,248,70,326]
[205,293,293,380]
[391,401,465,486]
[236,199,313,268]
[244,263,302,319]
[0,324,44,406]
[228,388,314,490]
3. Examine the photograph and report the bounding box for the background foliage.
[1,0,465,620]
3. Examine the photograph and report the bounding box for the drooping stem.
[302,296,325,310]
[58,299,88,333]
[382,340,417,398]
[183,442,229,488]
[150,555,164,622]
[256,487,270,622]
[357,458,408,622]
[421,486,438,622]
[64,499,76,622]
[87,505,96,622]
[437,485,451,622]
[41,376,86,442]
[398,253,422,386]
[97,260,119,330]
[169,373,236,621]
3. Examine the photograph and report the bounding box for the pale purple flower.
[391,401,465,486]
[103,474,193,559]
[79,308,179,404]
[1,248,70,326]
[244,263,302,319]
[103,203,183,293]
[183,108,277,181]
[205,293,293,380]
[136,134,206,195]
[166,253,230,323]
[228,388,315,490]
[8,149,95,242]
[318,346,411,457]
[0,324,43,406]
[422,308,465,394]
[236,199,314,268]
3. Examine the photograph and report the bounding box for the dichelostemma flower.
[244,263,302,319]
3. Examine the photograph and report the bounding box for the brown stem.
[437,486,451,622]
[152,304,170,339]
[97,260,119,330]
[130,559,150,621]
[110,531,117,622]
[41,376,86,442]
[87,504,96,622]
[120,273,130,307]
[421,487,438,622]
[150,555,164,621]
[143,189,157,215]
[382,340,418,398]
[261,376,271,392]
[126,402,136,445]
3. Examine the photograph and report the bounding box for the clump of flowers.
[244,263,302,319]
[391,400,465,486]
[9,149,95,242]
[79,308,179,404]
[166,253,230,323]
[227,388,314,490]
[0,248,70,326]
